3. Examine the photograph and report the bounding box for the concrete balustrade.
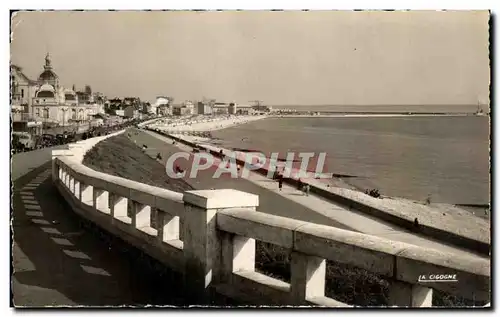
[51,131,491,307]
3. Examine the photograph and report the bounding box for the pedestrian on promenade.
[278,177,283,191]
[304,184,310,196]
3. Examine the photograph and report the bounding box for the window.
[43,108,49,119]
[35,108,40,117]
[21,89,24,98]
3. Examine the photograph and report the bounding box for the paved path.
[139,129,488,261]
[130,129,354,231]
[11,146,67,182]
[11,148,190,306]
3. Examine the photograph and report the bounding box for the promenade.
[10,116,489,306]
[137,128,486,261]
[11,146,191,306]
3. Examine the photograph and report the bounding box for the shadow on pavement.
[11,162,195,307]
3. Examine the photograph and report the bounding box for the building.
[124,105,139,119]
[252,104,272,112]
[93,92,106,105]
[183,101,195,115]
[154,96,172,116]
[108,98,122,108]
[29,53,102,127]
[11,64,38,109]
[212,102,229,115]
[228,103,236,115]
[235,104,255,115]
[123,97,140,107]
[10,64,42,134]
[172,104,192,116]
[157,105,171,116]
[76,91,91,104]
[142,103,151,114]
[197,101,213,115]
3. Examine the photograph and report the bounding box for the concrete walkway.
[11,151,189,306]
[140,129,488,261]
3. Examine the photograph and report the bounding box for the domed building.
[32,54,66,125]
[37,53,59,88]
[31,53,101,127]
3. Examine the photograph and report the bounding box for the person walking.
[304,183,310,196]
[278,177,283,191]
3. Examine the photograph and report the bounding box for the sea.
[212,115,490,207]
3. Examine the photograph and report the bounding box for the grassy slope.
[83,133,194,193]
[82,131,476,307]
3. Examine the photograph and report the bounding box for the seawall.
[152,130,490,257]
[50,125,490,306]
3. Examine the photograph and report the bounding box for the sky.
[10,10,490,106]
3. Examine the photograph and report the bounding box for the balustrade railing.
[51,133,491,307]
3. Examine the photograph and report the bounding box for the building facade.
[11,65,38,109]
[212,103,229,115]
[28,53,103,127]
[172,104,192,116]
[155,96,172,116]
[197,101,213,115]
[10,65,42,133]
[124,105,139,118]
[235,104,255,115]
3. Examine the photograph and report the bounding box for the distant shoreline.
[269,113,487,118]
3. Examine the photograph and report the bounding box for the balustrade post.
[110,195,128,222]
[182,189,259,305]
[157,212,180,243]
[132,201,152,230]
[219,233,255,285]
[290,252,326,304]
[93,188,110,214]
[69,175,75,193]
[51,149,73,182]
[63,169,70,187]
[80,184,94,206]
[388,281,433,307]
[74,179,81,200]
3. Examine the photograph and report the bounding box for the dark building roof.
[37,90,55,98]
[11,64,37,85]
[38,69,59,82]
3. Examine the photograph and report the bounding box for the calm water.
[272,104,489,113]
[212,116,490,205]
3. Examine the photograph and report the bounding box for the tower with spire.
[44,52,52,70]
[37,52,59,88]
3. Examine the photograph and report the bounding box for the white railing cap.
[183,189,259,209]
[52,149,73,158]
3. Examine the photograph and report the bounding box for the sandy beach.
[148,114,267,133]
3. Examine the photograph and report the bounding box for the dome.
[36,83,56,98]
[39,83,55,92]
[38,69,58,82]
